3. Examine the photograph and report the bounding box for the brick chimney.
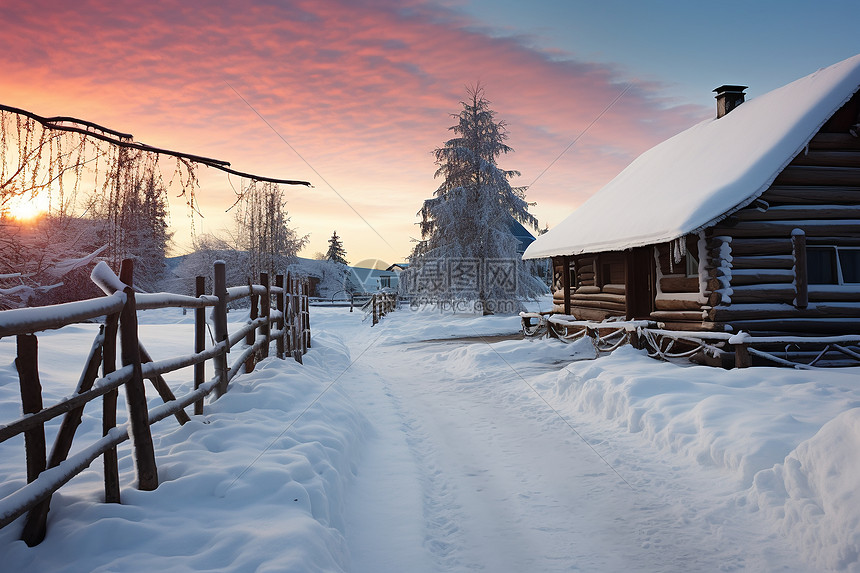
[713,85,747,118]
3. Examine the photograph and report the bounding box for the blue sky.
[461,0,860,106]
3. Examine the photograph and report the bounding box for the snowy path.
[338,329,805,572]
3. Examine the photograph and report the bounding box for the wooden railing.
[362,291,398,326]
[0,259,311,546]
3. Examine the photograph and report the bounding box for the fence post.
[299,279,307,355]
[735,342,752,368]
[102,311,121,503]
[260,273,271,359]
[16,334,48,546]
[275,274,285,360]
[245,279,258,374]
[303,279,311,349]
[118,259,158,491]
[212,261,229,397]
[292,275,302,364]
[372,294,378,326]
[194,276,205,416]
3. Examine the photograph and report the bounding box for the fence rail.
[0,259,311,545]
[522,312,860,368]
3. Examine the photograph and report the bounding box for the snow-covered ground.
[0,298,858,571]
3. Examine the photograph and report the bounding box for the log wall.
[705,90,860,335]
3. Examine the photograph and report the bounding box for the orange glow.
[3,193,49,222]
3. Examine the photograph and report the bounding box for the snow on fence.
[0,259,311,546]
[360,290,398,326]
[520,312,860,369]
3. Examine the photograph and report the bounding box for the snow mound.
[747,408,860,572]
[0,327,368,573]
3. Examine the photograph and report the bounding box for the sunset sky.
[2,0,858,266]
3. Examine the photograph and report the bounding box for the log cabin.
[523,54,860,338]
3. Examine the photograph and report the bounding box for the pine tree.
[325,231,349,265]
[409,85,541,312]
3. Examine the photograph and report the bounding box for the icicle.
[804,143,809,156]
[673,237,685,265]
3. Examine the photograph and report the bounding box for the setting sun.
[3,192,49,221]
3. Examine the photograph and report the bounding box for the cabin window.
[685,251,699,278]
[808,246,860,285]
[598,256,625,286]
[381,275,392,288]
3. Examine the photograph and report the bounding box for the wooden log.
[660,276,699,293]
[724,284,796,303]
[714,220,860,238]
[788,150,860,167]
[275,275,286,360]
[102,312,120,504]
[655,297,703,311]
[194,276,205,416]
[212,261,229,397]
[571,292,627,305]
[773,166,860,186]
[732,205,860,221]
[808,132,860,150]
[602,284,626,295]
[568,306,614,322]
[808,286,860,302]
[730,255,794,270]
[729,269,796,286]
[792,230,808,309]
[710,302,860,321]
[763,186,860,205]
[118,260,158,492]
[574,286,601,295]
[650,310,705,322]
[567,299,628,312]
[724,238,792,256]
[725,318,860,334]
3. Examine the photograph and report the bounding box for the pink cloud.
[0,0,708,262]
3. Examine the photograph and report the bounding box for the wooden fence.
[0,259,311,546]
[362,291,398,326]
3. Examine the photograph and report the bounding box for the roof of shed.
[523,53,860,259]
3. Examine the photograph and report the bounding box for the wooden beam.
[809,132,860,150]
[730,255,794,270]
[773,166,860,186]
[763,186,860,205]
[562,255,571,316]
[792,230,808,309]
[789,150,860,167]
[660,276,699,293]
[732,205,860,221]
[713,220,860,238]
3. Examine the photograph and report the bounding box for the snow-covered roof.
[523,53,860,259]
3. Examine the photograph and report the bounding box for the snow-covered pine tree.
[410,85,542,313]
[325,231,349,265]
